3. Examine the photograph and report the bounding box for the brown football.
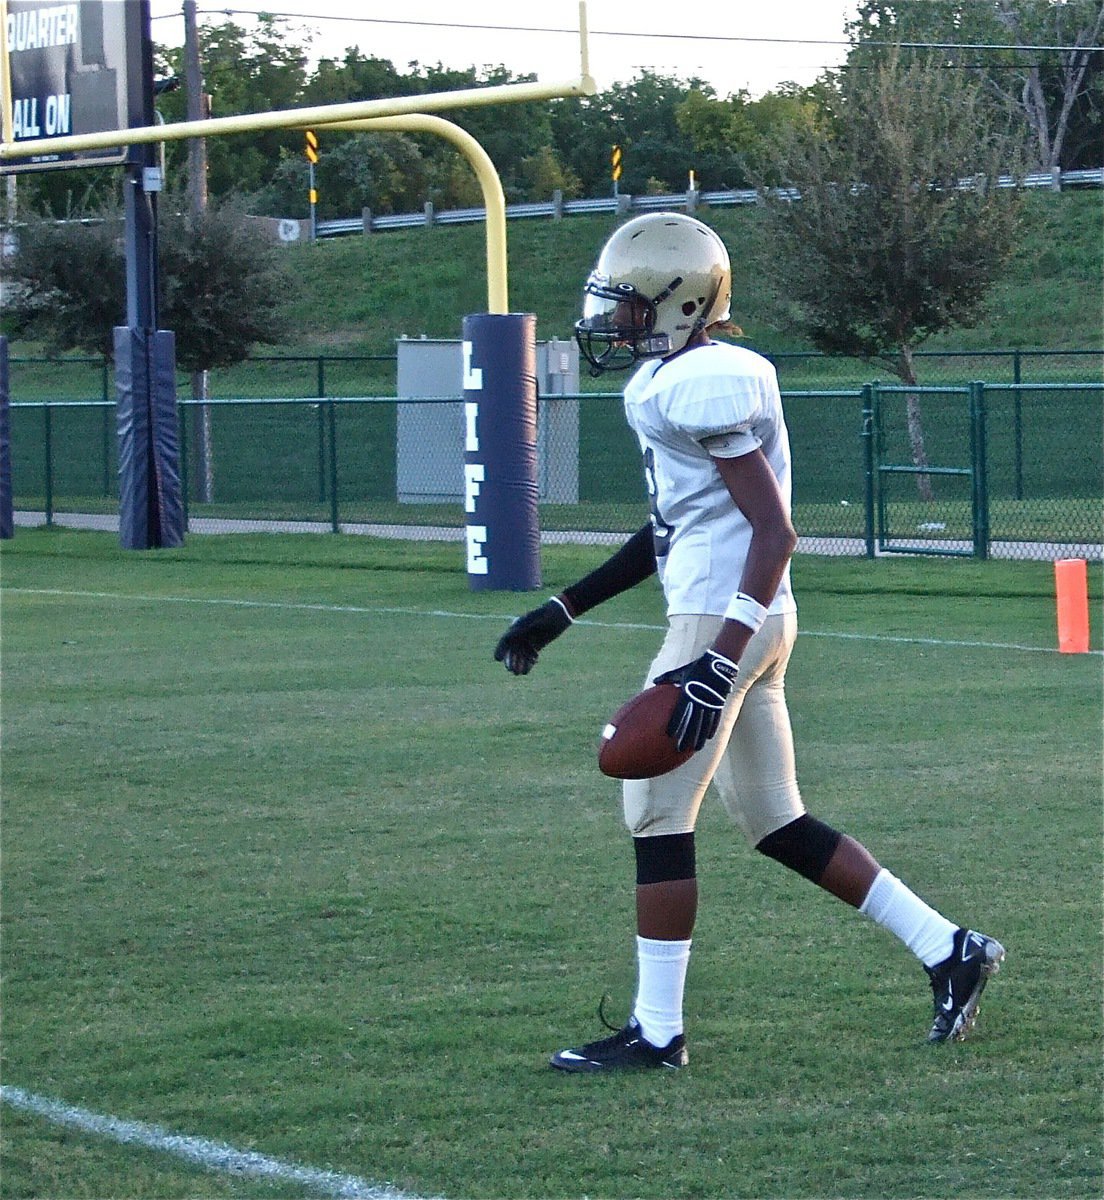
[597,683,696,779]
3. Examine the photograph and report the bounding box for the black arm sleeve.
[560,523,657,617]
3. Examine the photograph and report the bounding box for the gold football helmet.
[575,212,732,373]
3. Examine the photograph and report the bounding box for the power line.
[180,9,1103,55]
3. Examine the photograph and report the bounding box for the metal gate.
[862,382,989,558]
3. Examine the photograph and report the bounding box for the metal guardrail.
[317,168,1104,237]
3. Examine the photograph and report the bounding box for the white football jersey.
[622,340,797,618]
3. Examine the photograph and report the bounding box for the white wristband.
[724,591,768,633]
[549,595,575,623]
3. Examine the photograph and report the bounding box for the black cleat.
[925,927,1005,1043]
[550,1016,688,1072]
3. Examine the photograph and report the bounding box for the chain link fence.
[7,351,1101,559]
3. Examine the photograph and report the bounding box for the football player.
[494,212,1004,1071]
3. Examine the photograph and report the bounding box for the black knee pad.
[634,833,696,885]
[756,814,842,884]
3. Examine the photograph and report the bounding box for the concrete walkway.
[11,510,1101,562]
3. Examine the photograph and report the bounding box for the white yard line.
[0,1086,435,1199]
[5,586,1096,655]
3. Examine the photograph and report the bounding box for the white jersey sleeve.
[699,428,761,458]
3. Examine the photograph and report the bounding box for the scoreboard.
[2,0,147,173]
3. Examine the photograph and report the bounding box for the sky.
[148,0,860,100]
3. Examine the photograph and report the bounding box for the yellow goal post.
[0,2,596,312]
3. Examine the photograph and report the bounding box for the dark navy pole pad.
[115,327,185,550]
[462,313,541,591]
[0,338,12,540]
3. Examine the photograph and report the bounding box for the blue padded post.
[0,337,12,539]
[461,313,541,591]
[115,327,184,549]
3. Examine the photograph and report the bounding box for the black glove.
[653,649,739,752]
[494,597,573,675]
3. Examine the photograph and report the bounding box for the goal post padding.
[462,312,541,591]
[115,327,185,549]
[0,337,12,539]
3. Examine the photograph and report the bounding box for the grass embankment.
[273,189,1104,355]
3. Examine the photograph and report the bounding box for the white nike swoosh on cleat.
[557,1051,587,1061]
[963,934,983,959]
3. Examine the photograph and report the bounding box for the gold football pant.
[622,612,805,845]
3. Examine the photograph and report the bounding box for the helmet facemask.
[575,277,679,374]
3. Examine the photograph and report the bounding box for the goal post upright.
[321,115,509,314]
[0,1,596,578]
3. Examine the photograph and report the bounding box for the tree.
[303,50,417,108]
[255,132,431,219]
[4,195,294,370]
[550,72,716,196]
[847,0,1104,170]
[157,15,309,198]
[993,0,1104,170]
[8,163,121,222]
[416,64,554,201]
[157,198,294,372]
[676,83,831,188]
[1,212,123,358]
[759,52,1024,496]
[548,93,625,196]
[299,55,559,205]
[519,144,583,199]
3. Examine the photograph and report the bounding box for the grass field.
[2,530,1101,1199]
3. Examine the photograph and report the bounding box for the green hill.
[278,190,1103,357]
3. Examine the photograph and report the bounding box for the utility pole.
[183,0,213,503]
[183,0,208,214]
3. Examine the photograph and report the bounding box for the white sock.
[633,936,691,1047]
[859,869,958,967]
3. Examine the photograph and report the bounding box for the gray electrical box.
[396,337,579,504]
